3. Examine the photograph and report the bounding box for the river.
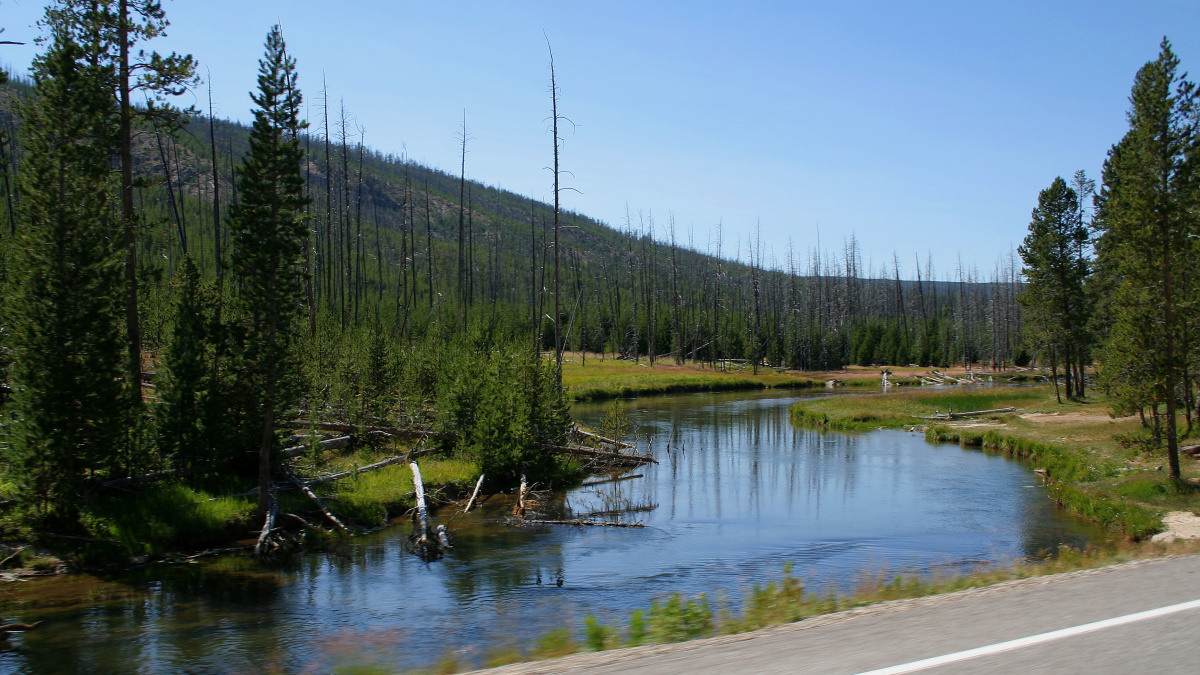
[0,389,1104,673]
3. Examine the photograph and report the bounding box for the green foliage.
[226,26,311,500]
[10,31,128,516]
[156,256,218,469]
[583,615,612,651]
[646,593,713,644]
[436,342,572,486]
[529,627,576,659]
[1093,39,1200,477]
[597,401,632,442]
[626,609,647,646]
[1018,175,1090,399]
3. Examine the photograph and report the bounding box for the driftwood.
[522,519,645,528]
[530,442,656,466]
[0,546,27,568]
[923,407,1017,420]
[254,497,278,558]
[284,512,325,533]
[282,435,352,458]
[436,524,452,549]
[308,456,406,485]
[463,474,485,513]
[581,474,644,487]
[411,461,430,550]
[571,425,635,449]
[284,469,349,532]
[299,421,457,442]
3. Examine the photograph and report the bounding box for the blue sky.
[2,1,1197,276]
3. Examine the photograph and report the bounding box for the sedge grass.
[789,386,1048,431]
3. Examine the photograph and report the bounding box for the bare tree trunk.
[119,0,142,405]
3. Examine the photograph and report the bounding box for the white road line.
[856,597,1200,675]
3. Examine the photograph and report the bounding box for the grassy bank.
[788,386,1048,430]
[0,442,481,565]
[558,355,988,401]
[790,387,1200,540]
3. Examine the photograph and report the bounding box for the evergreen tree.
[11,31,126,515]
[227,26,310,515]
[1018,177,1089,403]
[157,256,214,471]
[41,0,197,405]
[1094,39,1199,479]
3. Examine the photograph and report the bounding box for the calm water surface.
[0,390,1104,673]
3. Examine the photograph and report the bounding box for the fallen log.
[571,425,635,449]
[307,455,406,485]
[922,407,1018,420]
[581,473,643,487]
[283,469,349,533]
[411,461,430,550]
[463,474,485,513]
[296,421,457,442]
[282,435,352,458]
[522,519,645,528]
[283,512,326,533]
[530,442,657,465]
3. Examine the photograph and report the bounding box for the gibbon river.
[0,389,1104,674]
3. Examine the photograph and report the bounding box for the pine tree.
[11,31,126,515]
[227,26,311,515]
[41,0,197,405]
[1094,39,1199,479]
[1018,177,1089,403]
[157,256,214,471]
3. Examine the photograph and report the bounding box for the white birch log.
[463,474,485,513]
[411,461,429,548]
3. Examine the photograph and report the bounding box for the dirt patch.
[1019,411,1134,424]
[1151,512,1200,543]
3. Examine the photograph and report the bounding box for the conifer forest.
[0,1,1197,575]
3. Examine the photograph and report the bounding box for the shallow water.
[0,389,1103,673]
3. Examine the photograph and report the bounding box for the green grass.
[328,455,479,523]
[789,387,1049,431]
[559,357,833,401]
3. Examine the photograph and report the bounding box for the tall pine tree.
[1094,39,1199,479]
[1018,177,1089,403]
[228,26,310,515]
[11,30,126,515]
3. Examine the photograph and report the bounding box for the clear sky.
[2,1,1198,277]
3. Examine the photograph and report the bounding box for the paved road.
[471,554,1200,674]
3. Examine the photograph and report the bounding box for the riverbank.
[0,442,482,571]
[791,387,1200,540]
[560,353,1014,401]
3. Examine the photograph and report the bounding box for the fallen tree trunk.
[571,425,635,449]
[581,473,643,487]
[522,519,645,528]
[411,461,429,549]
[284,469,349,533]
[282,435,352,458]
[463,474,484,513]
[307,456,406,485]
[530,442,657,465]
[296,421,457,442]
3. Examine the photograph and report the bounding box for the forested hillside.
[1,74,1029,375]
